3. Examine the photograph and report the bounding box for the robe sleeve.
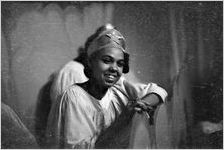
[50,61,88,102]
[114,76,168,102]
[46,88,99,149]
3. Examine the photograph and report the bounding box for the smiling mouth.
[104,74,117,82]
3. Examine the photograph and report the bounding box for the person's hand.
[127,100,157,114]
[126,98,158,125]
[127,94,161,113]
[132,100,155,113]
[200,121,223,134]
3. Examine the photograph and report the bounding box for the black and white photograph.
[1,1,223,149]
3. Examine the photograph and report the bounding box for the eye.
[117,60,125,68]
[101,56,113,64]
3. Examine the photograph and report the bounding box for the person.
[46,24,168,148]
[50,48,88,103]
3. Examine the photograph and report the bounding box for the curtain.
[168,4,192,148]
[168,2,222,148]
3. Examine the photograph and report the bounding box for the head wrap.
[87,24,127,57]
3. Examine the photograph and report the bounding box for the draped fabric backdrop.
[1,1,222,148]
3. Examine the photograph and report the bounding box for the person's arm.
[46,87,98,148]
[114,76,167,114]
[139,93,161,108]
[115,76,167,103]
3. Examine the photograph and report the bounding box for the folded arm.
[114,76,168,114]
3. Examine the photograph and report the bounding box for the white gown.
[46,75,167,148]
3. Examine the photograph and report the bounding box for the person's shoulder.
[58,61,85,76]
[60,84,85,103]
[62,61,84,70]
[64,83,83,94]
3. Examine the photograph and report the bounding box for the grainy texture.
[1,1,222,149]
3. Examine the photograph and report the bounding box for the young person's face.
[89,47,124,89]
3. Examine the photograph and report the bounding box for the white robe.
[46,76,167,148]
[50,61,88,102]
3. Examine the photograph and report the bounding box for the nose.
[109,63,118,72]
